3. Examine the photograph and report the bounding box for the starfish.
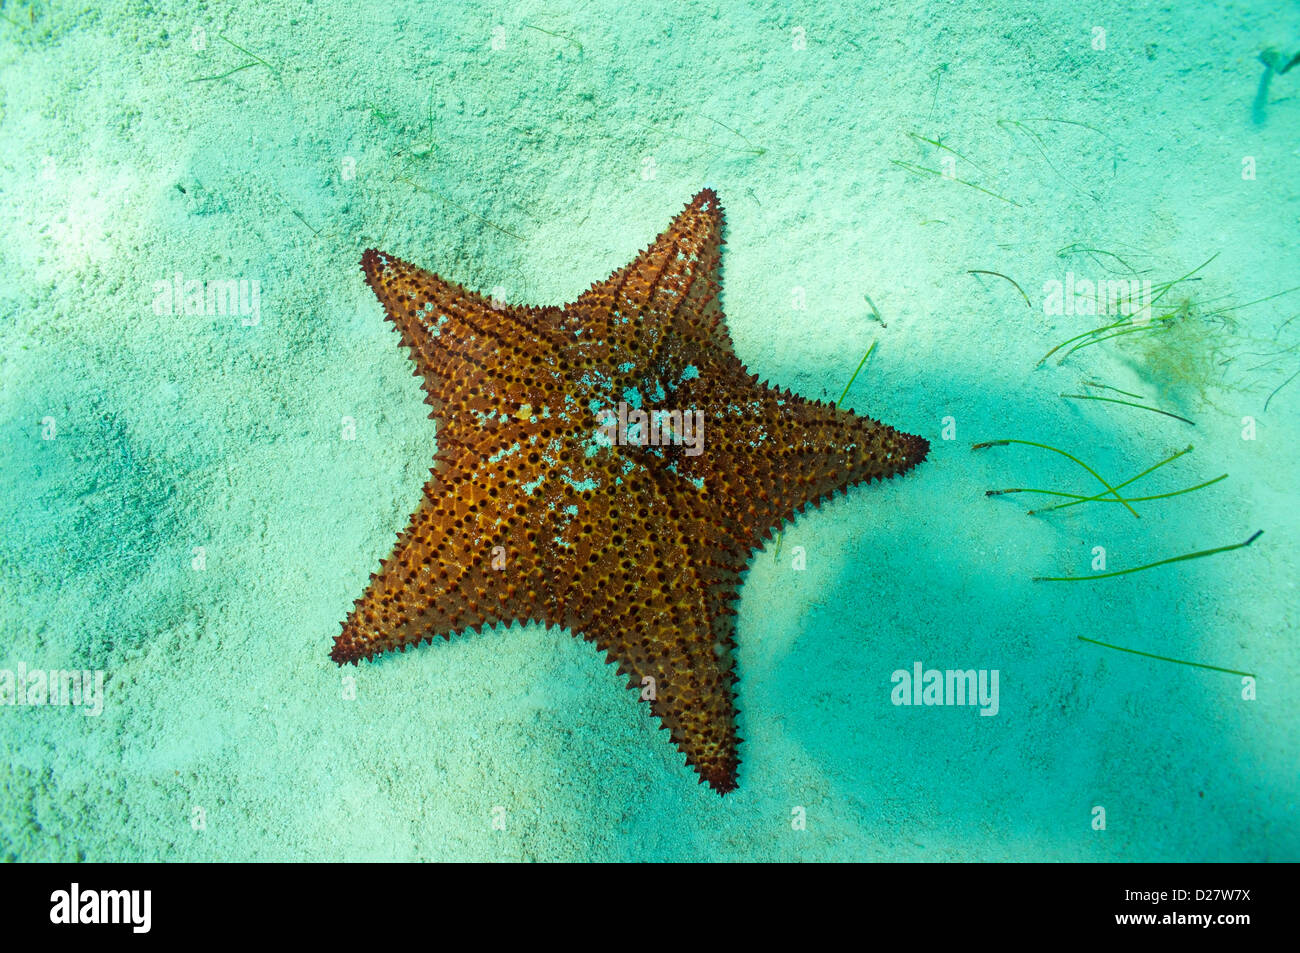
[333,189,929,793]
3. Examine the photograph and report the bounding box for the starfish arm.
[585,608,742,794]
[677,366,930,551]
[361,248,567,422]
[552,457,743,793]
[565,188,734,354]
[331,457,559,665]
[332,502,496,665]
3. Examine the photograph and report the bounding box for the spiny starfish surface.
[332,189,929,793]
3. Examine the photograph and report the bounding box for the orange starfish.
[333,189,929,793]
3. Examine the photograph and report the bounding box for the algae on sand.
[1117,294,1239,408]
[1116,285,1300,412]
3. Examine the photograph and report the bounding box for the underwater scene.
[1,0,1297,862]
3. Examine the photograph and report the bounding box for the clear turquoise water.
[1,0,1297,860]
